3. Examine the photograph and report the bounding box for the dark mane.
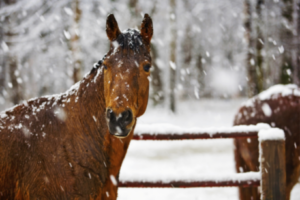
[90,29,146,75]
[90,56,106,74]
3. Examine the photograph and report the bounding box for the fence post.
[259,128,286,200]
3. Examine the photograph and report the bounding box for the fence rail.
[120,124,286,200]
[119,179,260,188]
[132,131,258,140]
[132,123,270,140]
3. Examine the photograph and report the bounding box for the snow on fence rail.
[120,123,286,200]
[119,172,261,188]
[132,123,271,140]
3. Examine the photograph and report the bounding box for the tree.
[180,20,193,99]
[292,0,300,85]
[169,0,177,112]
[149,1,164,106]
[0,0,6,106]
[255,0,264,92]
[280,0,294,84]
[4,0,23,105]
[244,0,265,98]
[128,0,139,26]
[150,43,164,105]
[245,0,255,97]
[71,0,82,83]
[195,53,205,98]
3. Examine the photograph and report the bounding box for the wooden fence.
[118,124,286,200]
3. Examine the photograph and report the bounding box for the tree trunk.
[129,0,138,9]
[5,0,23,105]
[128,0,139,25]
[196,53,205,98]
[245,0,266,98]
[297,1,300,84]
[8,55,22,105]
[169,0,177,112]
[255,0,264,92]
[71,0,82,83]
[292,0,300,85]
[280,0,294,84]
[149,1,164,106]
[180,25,193,99]
[0,1,6,97]
[150,43,164,106]
[245,0,258,97]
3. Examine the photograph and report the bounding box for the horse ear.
[140,14,153,45]
[106,14,121,41]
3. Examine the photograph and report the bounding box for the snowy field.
[118,99,300,200]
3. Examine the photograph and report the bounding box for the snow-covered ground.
[118,98,300,200]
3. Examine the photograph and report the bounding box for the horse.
[233,84,300,200]
[0,14,153,199]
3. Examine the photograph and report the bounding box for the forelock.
[115,29,147,52]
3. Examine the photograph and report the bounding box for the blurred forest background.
[0,0,299,112]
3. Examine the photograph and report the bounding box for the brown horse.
[234,84,300,200]
[0,14,153,199]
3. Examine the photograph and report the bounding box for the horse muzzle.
[106,108,134,138]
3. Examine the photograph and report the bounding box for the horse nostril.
[121,110,133,125]
[106,108,113,119]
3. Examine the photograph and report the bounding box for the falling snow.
[1,1,300,199]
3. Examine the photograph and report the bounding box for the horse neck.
[75,68,107,136]
[75,68,134,174]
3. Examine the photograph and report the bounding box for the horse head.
[102,14,153,138]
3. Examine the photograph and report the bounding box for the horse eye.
[103,65,107,70]
[143,64,151,72]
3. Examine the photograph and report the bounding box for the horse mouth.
[108,126,132,138]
